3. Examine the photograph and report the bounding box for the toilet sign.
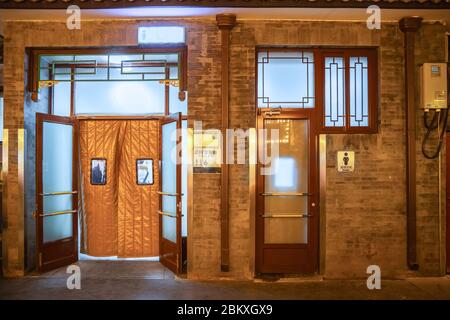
[337,151,355,172]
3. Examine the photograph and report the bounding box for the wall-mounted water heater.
[420,62,448,159]
[420,63,447,110]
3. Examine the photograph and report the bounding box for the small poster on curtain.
[136,159,154,185]
[91,158,107,185]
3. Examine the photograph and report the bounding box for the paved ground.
[1,261,450,300]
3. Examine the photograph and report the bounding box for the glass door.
[159,112,182,274]
[36,113,78,273]
[256,110,318,274]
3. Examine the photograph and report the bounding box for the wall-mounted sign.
[337,151,355,172]
[193,130,222,173]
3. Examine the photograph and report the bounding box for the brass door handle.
[158,210,184,218]
[34,210,77,218]
[260,214,313,218]
[40,191,78,196]
[157,191,184,197]
[259,192,311,196]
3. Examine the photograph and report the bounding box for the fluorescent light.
[138,26,185,44]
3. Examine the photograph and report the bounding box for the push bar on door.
[158,210,184,218]
[260,214,313,218]
[40,191,78,196]
[259,192,311,196]
[157,191,184,197]
[35,209,78,218]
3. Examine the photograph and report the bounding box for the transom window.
[257,48,378,133]
[30,47,188,117]
[257,50,315,108]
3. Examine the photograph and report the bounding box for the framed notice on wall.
[193,130,221,173]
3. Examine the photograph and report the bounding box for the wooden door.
[256,109,318,274]
[36,113,78,272]
[159,112,183,274]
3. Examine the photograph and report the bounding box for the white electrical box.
[420,63,447,110]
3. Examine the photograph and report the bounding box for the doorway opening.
[31,47,189,276]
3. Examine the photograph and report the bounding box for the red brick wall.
[415,24,447,275]
[2,18,447,279]
[222,21,447,279]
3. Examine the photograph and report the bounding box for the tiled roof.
[0,0,448,9]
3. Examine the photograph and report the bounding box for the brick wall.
[415,23,447,275]
[227,21,408,279]
[225,21,447,279]
[1,18,447,279]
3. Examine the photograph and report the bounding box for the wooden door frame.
[159,112,183,274]
[446,132,450,274]
[255,108,319,274]
[36,113,79,273]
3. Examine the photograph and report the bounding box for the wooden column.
[399,16,422,270]
[216,13,236,272]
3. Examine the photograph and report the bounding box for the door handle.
[259,192,311,196]
[37,209,77,217]
[260,214,313,218]
[157,191,184,197]
[158,210,184,218]
[40,191,78,196]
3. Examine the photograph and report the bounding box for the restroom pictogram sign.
[337,151,355,172]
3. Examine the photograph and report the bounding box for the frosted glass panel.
[44,194,72,214]
[264,119,308,244]
[349,56,369,127]
[75,81,165,115]
[43,122,73,193]
[162,121,177,243]
[324,57,345,127]
[169,86,187,115]
[258,51,314,108]
[42,121,73,243]
[44,215,73,243]
[53,82,71,117]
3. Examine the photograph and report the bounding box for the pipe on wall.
[399,16,422,271]
[216,13,236,272]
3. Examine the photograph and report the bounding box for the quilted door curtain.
[79,120,160,257]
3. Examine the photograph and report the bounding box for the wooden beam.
[216,13,236,272]
[399,16,422,271]
[0,0,448,9]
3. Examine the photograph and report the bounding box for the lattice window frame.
[257,48,315,109]
[256,47,378,134]
[27,46,188,103]
[317,48,378,134]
